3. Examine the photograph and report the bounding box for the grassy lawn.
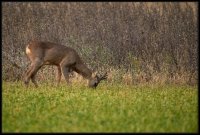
[2,81,198,132]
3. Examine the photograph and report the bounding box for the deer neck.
[74,62,93,80]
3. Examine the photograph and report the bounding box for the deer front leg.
[56,66,62,86]
[61,65,70,85]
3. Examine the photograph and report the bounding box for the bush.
[2,2,198,85]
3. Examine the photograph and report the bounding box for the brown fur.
[23,40,107,88]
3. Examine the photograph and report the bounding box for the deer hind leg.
[24,64,34,87]
[31,74,38,88]
[24,59,43,87]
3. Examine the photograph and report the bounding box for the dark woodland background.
[2,2,198,85]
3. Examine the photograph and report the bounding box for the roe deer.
[23,40,107,88]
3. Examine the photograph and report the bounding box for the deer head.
[88,72,108,88]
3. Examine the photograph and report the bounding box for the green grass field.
[2,81,198,133]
